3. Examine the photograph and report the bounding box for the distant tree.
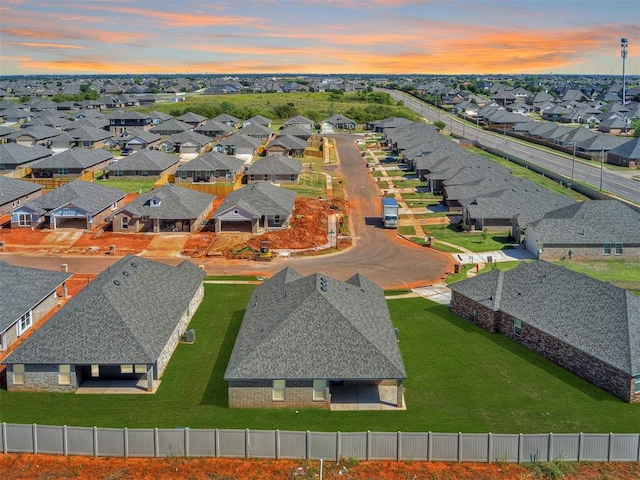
[631,119,640,137]
[19,95,31,103]
[434,120,446,130]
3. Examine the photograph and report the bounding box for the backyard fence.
[2,424,640,463]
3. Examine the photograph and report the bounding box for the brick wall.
[450,292,497,332]
[538,244,640,261]
[155,283,204,379]
[228,380,329,409]
[7,363,77,393]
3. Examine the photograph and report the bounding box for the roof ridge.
[493,270,505,312]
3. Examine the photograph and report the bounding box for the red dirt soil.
[2,454,640,479]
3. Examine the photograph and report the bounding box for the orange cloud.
[11,42,90,50]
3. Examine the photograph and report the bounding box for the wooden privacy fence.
[2,424,640,463]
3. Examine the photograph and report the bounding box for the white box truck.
[381,198,399,229]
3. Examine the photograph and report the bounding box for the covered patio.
[330,383,406,411]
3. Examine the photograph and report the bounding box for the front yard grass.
[2,287,639,433]
[94,179,156,193]
[423,225,515,252]
[553,259,640,295]
[281,171,327,198]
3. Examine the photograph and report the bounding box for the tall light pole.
[621,38,628,106]
[570,142,577,184]
[599,147,605,191]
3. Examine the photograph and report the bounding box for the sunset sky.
[1,0,638,76]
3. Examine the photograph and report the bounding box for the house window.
[615,243,623,255]
[141,170,148,177]
[635,376,640,393]
[150,198,160,207]
[514,318,522,336]
[313,380,327,401]
[179,170,187,179]
[58,168,68,175]
[233,210,239,216]
[17,311,32,336]
[121,217,129,229]
[274,215,281,225]
[13,364,25,385]
[58,364,71,385]
[134,364,147,374]
[290,174,295,181]
[91,365,99,377]
[121,364,134,374]
[112,203,117,211]
[272,379,286,401]
[18,214,30,227]
[603,243,611,255]
[214,171,220,179]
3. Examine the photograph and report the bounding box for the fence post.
[548,433,553,462]
[607,433,613,462]
[457,432,462,462]
[397,432,402,461]
[184,428,189,458]
[32,424,37,454]
[487,433,492,463]
[1,423,6,454]
[517,433,523,464]
[214,428,219,458]
[427,432,432,462]
[578,433,583,462]
[275,429,280,460]
[123,428,128,458]
[366,431,371,461]
[154,427,159,458]
[93,426,98,457]
[62,425,68,456]
[306,431,311,460]
[336,431,341,462]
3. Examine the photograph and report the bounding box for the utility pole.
[570,142,577,184]
[621,38,628,106]
[599,147,605,191]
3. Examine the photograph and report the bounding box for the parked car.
[121,147,133,156]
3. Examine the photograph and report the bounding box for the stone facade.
[534,243,640,261]
[228,380,329,409]
[7,363,78,393]
[450,292,639,403]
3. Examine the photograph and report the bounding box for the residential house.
[0,261,71,352]
[211,181,295,233]
[0,177,42,215]
[264,134,308,156]
[449,261,640,403]
[277,125,314,141]
[607,137,640,168]
[243,115,272,128]
[246,154,303,184]
[112,183,215,233]
[174,112,207,128]
[598,117,631,135]
[318,114,356,133]
[10,180,125,231]
[3,255,205,393]
[66,126,113,149]
[195,119,234,139]
[120,128,162,152]
[165,130,212,154]
[175,151,245,184]
[150,118,194,136]
[8,125,69,149]
[524,200,640,260]
[0,143,52,171]
[211,113,242,128]
[281,115,314,130]
[216,133,263,158]
[30,148,113,179]
[106,110,152,135]
[224,267,406,409]
[236,122,274,140]
[108,150,179,179]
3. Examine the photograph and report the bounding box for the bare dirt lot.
[1,454,639,480]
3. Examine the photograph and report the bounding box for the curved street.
[0,135,454,289]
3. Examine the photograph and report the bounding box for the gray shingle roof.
[213,182,295,219]
[117,183,215,220]
[224,267,406,380]
[177,151,245,174]
[4,255,205,364]
[0,261,71,334]
[449,261,640,375]
[32,148,112,169]
[528,200,640,244]
[0,143,52,166]
[0,176,42,204]
[247,155,302,175]
[608,137,640,160]
[108,150,179,172]
[20,180,125,216]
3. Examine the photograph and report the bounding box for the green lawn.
[2,287,639,433]
[94,179,156,193]
[398,225,415,236]
[554,259,640,295]
[424,225,515,252]
[281,171,327,197]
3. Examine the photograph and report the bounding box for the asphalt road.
[387,90,640,206]
[0,135,453,289]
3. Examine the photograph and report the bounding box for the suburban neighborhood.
[0,72,639,474]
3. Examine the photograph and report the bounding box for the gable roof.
[0,261,71,334]
[449,261,640,376]
[3,255,205,365]
[19,180,125,216]
[608,137,640,160]
[213,181,295,219]
[31,148,112,169]
[109,150,179,172]
[247,154,303,175]
[0,176,42,204]
[117,183,215,220]
[224,267,406,380]
[176,151,245,173]
[0,143,53,166]
[528,200,640,244]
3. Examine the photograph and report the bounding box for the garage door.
[220,221,253,233]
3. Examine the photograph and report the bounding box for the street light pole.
[599,147,604,191]
[570,142,576,183]
[621,38,628,106]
